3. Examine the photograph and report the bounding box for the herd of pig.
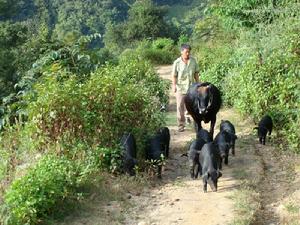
[120,114,273,193]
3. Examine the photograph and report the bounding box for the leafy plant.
[2,155,78,225]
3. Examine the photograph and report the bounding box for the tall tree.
[104,0,176,50]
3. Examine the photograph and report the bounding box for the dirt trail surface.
[124,65,238,225]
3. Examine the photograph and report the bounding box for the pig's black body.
[185,82,221,137]
[220,120,237,155]
[199,143,222,192]
[120,133,138,176]
[255,115,273,145]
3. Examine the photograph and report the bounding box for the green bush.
[0,118,46,194]
[24,64,165,158]
[224,51,300,151]
[120,39,178,65]
[193,0,300,151]
[110,56,170,106]
[152,38,174,50]
[2,155,77,225]
[1,143,122,225]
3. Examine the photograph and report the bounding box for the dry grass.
[230,169,260,225]
[46,172,151,225]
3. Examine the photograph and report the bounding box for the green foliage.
[0,0,23,19]
[152,38,174,50]
[119,38,178,65]
[0,118,45,192]
[1,139,122,224]
[125,0,170,40]
[212,0,272,29]
[192,16,235,92]
[2,155,77,225]
[165,0,208,37]
[116,56,170,105]
[194,37,235,91]
[21,57,166,158]
[0,0,129,108]
[1,33,111,130]
[193,0,300,151]
[0,21,29,98]
[104,0,177,52]
[177,34,189,47]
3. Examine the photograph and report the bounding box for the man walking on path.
[172,44,200,132]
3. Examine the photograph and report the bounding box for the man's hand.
[194,72,200,83]
[172,84,177,93]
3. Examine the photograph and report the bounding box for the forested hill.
[0,0,203,99]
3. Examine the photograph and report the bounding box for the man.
[172,44,200,132]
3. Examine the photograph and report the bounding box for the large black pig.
[185,82,221,136]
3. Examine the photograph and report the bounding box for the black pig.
[199,143,222,192]
[185,82,221,136]
[120,133,138,176]
[220,120,237,155]
[254,115,273,145]
[196,128,213,143]
[214,131,232,168]
[188,138,206,179]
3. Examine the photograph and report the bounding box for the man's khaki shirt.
[172,56,200,94]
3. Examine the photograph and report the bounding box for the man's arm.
[194,72,199,83]
[172,61,178,93]
[172,75,177,93]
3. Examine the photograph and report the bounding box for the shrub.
[1,143,122,225]
[120,39,178,65]
[108,57,170,106]
[24,66,165,159]
[222,15,300,151]
[2,155,77,225]
[224,50,300,151]
[0,118,46,194]
[193,0,300,151]
[152,38,174,51]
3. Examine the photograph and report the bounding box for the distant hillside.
[166,0,208,36]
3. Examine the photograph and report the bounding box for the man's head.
[181,44,191,60]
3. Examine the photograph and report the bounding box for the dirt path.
[124,66,238,225]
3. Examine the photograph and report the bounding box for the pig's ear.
[217,171,222,178]
[253,127,259,130]
[234,134,238,140]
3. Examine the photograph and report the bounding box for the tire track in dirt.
[251,141,298,225]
